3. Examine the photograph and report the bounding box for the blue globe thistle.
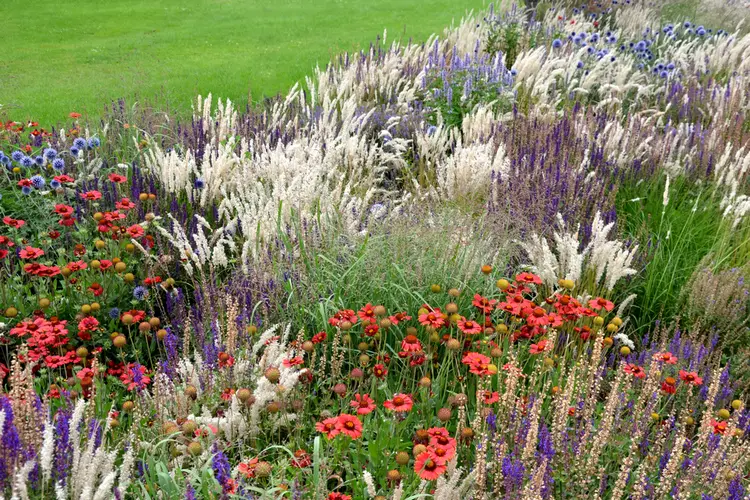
[73,138,87,149]
[88,137,101,148]
[52,158,65,171]
[11,151,24,162]
[660,70,669,78]
[684,22,691,28]
[109,307,121,319]
[576,60,585,69]
[30,175,45,189]
[0,154,8,166]
[34,155,44,166]
[69,146,80,156]
[50,179,61,189]
[21,186,32,195]
[133,286,149,301]
[426,125,438,136]
[552,39,563,49]
[667,62,675,70]
[44,148,57,160]
[696,27,706,36]
[21,156,34,167]
[194,178,206,189]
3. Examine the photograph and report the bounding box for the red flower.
[328,309,357,327]
[282,356,303,367]
[119,363,151,391]
[3,217,25,229]
[472,294,497,314]
[238,458,259,478]
[529,339,548,354]
[462,352,492,376]
[525,306,552,327]
[311,331,327,344]
[414,450,447,480]
[54,204,74,216]
[0,250,8,259]
[363,323,379,337]
[219,352,235,368]
[457,317,483,335]
[624,364,646,379]
[328,494,352,500]
[661,377,677,394]
[66,260,88,272]
[358,303,377,323]
[418,308,446,329]
[17,179,33,188]
[653,351,678,364]
[679,370,703,386]
[482,391,500,404]
[121,309,147,323]
[220,388,235,401]
[383,393,413,413]
[54,174,75,183]
[76,367,95,382]
[388,312,411,325]
[0,236,15,247]
[401,334,422,353]
[316,417,340,439]
[710,419,727,435]
[588,297,615,312]
[515,272,542,285]
[292,449,311,468]
[80,190,102,201]
[335,414,363,439]
[19,246,44,259]
[427,427,455,447]
[69,112,81,118]
[115,198,136,210]
[373,364,388,379]
[88,282,104,296]
[49,230,61,239]
[108,173,128,183]
[126,224,145,238]
[349,394,376,415]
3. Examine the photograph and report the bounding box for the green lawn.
[1,0,488,126]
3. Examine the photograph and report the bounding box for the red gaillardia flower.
[414,450,447,480]
[624,363,646,379]
[679,370,703,386]
[383,393,413,413]
[335,414,363,439]
[350,394,376,415]
[457,317,483,335]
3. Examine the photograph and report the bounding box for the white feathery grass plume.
[117,436,136,494]
[518,212,637,291]
[40,419,55,482]
[92,471,117,500]
[363,470,377,497]
[11,461,35,500]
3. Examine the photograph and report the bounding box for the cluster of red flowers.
[315,413,363,439]
[0,235,15,259]
[414,427,457,480]
[9,315,75,368]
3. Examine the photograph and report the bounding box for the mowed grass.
[1,0,488,126]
